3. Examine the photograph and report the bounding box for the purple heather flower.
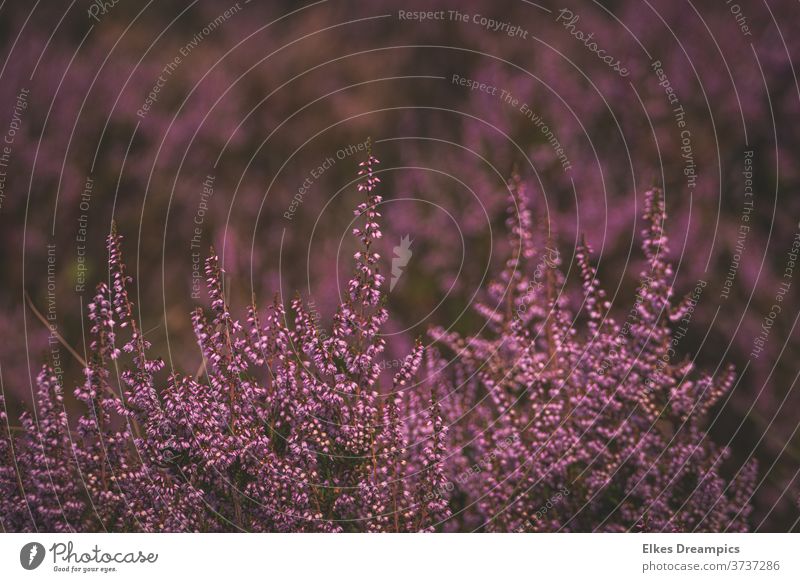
[0,157,753,532]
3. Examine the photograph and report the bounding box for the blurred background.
[0,0,798,530]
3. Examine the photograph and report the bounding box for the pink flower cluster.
[0,157,753,532]
[430,180,756,531]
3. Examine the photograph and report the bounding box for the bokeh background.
[0,0,798,530]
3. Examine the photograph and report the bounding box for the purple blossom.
[429,185,755,532]
[0,157,752,532]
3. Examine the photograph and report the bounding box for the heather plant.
[429,180,757,532]
[1,155,756,532]
[1,8,797,532]
[0,156,451,532]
